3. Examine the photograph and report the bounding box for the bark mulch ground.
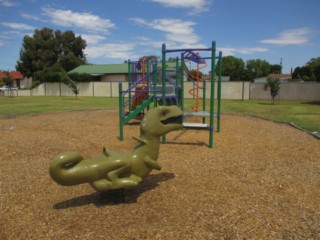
[1,110,319,239]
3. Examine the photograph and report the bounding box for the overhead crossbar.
[165,48,212,53]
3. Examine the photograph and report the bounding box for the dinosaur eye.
[162,109,169,116]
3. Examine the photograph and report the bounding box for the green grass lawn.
[0,96,119,118]
[220,100,320,133]
[0,96,319,133]
[183,99,320,133]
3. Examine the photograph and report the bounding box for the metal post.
[162,44,166,106]
[162,44,166,144]
[242,81,245,101]
[175,57,179,106]
[147,59,150,92]
[217,51,222,132]
[203,80,206,124]
[128,60,132,111]
[146,59,150,111]
[119,83,123,141]
[180,53,185,112]
[209,41,216,148]
[153,61,158,108]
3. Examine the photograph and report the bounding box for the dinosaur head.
[140,106,183,137]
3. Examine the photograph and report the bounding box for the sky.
[0,0,319,74]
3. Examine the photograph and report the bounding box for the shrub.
[264,77,280,104]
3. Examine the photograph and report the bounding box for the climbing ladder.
[119,57,182,140]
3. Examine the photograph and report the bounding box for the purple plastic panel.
[183,51,206,64]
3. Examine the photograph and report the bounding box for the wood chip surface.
[1,110,319,239]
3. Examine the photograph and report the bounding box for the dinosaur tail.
[49,151,85,186]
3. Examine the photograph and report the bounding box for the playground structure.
[119,41,222,148]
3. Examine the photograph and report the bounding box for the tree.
[220,56,245,81]
[16,28,86,82]
[246,59,270,79]
[313,65,320,82]
[1,72,15,97]
[292,66,313,81]
[62,74,80,99]
[264,77,280,104]
[292,57,320,82]
[2,72,13,87]
[168,57,177,62]
[33,64,65,83]
[139,55,158,62]
[188,69,203,81]
[306,57,320,82]
[270,64,282,74]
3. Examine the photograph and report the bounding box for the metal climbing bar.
[209,41,216,148]
[165,48,212,53]
[161,41,221,148]
[119,41,222,148]
[119,58,159,141]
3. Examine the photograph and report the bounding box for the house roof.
[0,71,24,79]
[270,74,292,79]
[68,62,177,75]
[68,64,128,75]
[254,74,293,83]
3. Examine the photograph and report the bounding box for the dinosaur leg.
[90,179,113,192]
[90,160,132,191]
[107,165,142,189]
[143,156,162,170]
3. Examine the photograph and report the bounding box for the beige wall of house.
[101,74,127,82]
[11,77,33,89]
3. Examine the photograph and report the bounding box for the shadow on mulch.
[166,141,208,147]
[166,129,209,147]
[53,172,175,209]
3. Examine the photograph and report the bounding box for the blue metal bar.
[166,48,212,53]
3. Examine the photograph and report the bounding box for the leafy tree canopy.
[188,69,203,81]
[16,28,87,82]
[139,55,158,62]
[292,66,314,81]
[1,72,13,86]
[270,64,282,74]
[292,57,320,82]
[306,57,320,69]
[306,57,320,82]
[246,59,270,79]
[219,57,272,81]
[220,56,245,81]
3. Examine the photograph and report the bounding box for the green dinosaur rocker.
[49,106,183,192]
